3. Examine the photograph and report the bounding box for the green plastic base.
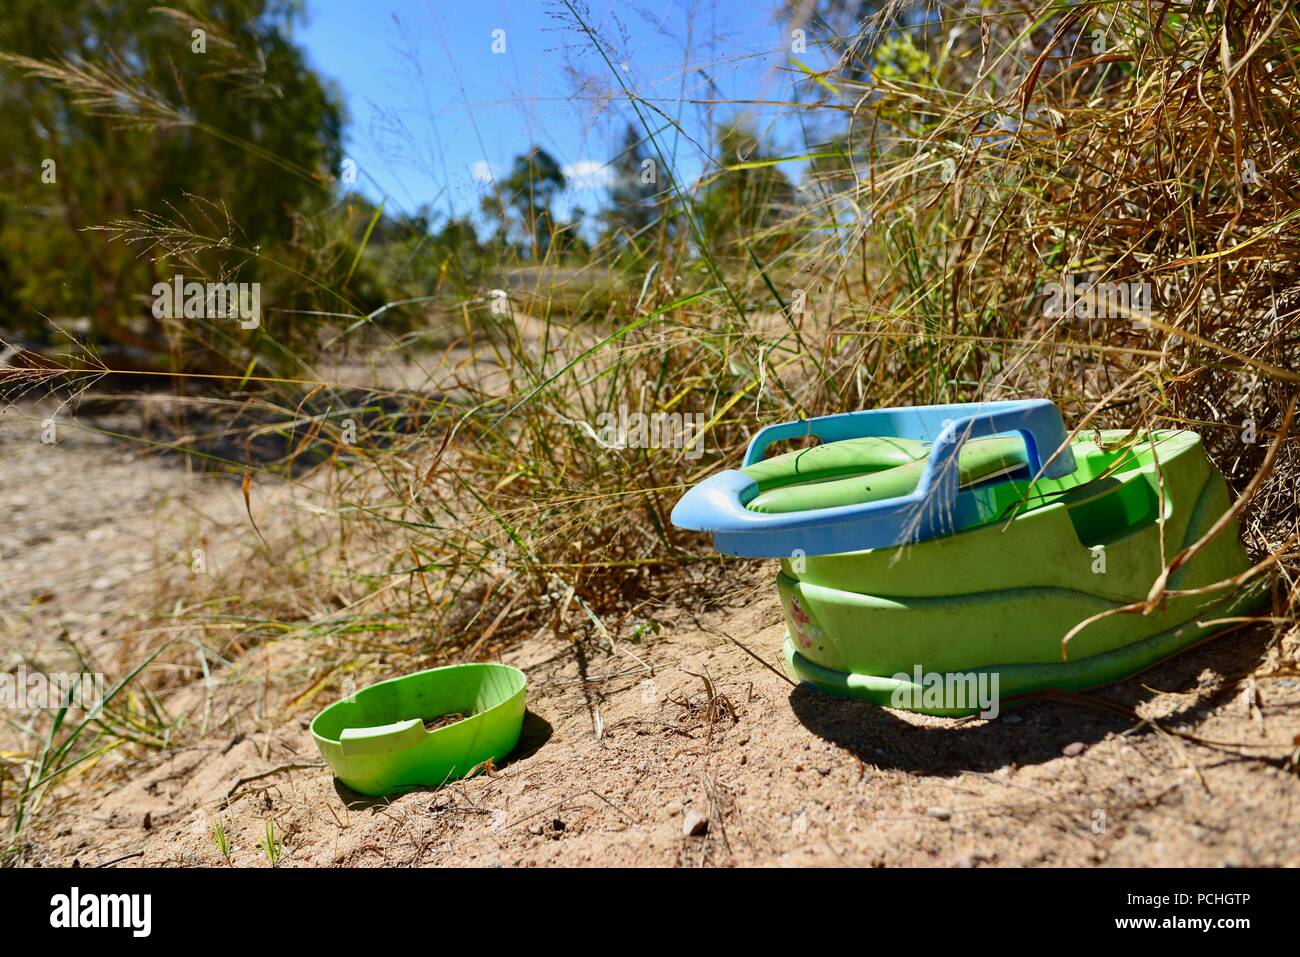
[782,576,1268,717]
[775,430,1266,715]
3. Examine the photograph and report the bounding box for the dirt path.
[6,401,1300,868]
[0,398,255,650]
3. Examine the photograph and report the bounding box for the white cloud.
[562,160,613,190]
[471,160,494,184]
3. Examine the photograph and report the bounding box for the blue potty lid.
[670,399,1078,557]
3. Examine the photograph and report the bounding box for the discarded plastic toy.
[311,663,526,796]
[672,400,1265,716]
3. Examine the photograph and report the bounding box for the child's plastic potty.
[672,400,1265,716]
[311,663,526,796]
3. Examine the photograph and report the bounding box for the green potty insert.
[311,663,526,796]
[672,401,1268,717]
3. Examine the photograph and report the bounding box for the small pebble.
[682,809,709,837]
[1062,741,1086,757]
[926,806,952,821]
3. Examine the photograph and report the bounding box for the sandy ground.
[0,399,253,622]
[4,399,1300,868]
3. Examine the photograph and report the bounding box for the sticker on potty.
[787,595,825,651]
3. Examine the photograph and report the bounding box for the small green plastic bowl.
[310,663,526,797]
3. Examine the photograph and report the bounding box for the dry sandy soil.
[4,398,1300,868]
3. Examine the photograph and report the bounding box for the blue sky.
[294,0,817,225]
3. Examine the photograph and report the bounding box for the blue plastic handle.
[671,400,1077,557]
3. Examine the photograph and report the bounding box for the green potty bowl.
[774,430,1265,714]
[310,663,526,797]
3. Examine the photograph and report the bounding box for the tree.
[0,0,345,362]
[479,147,568,259]
[600,124,661,251]
[695,121,798,262]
